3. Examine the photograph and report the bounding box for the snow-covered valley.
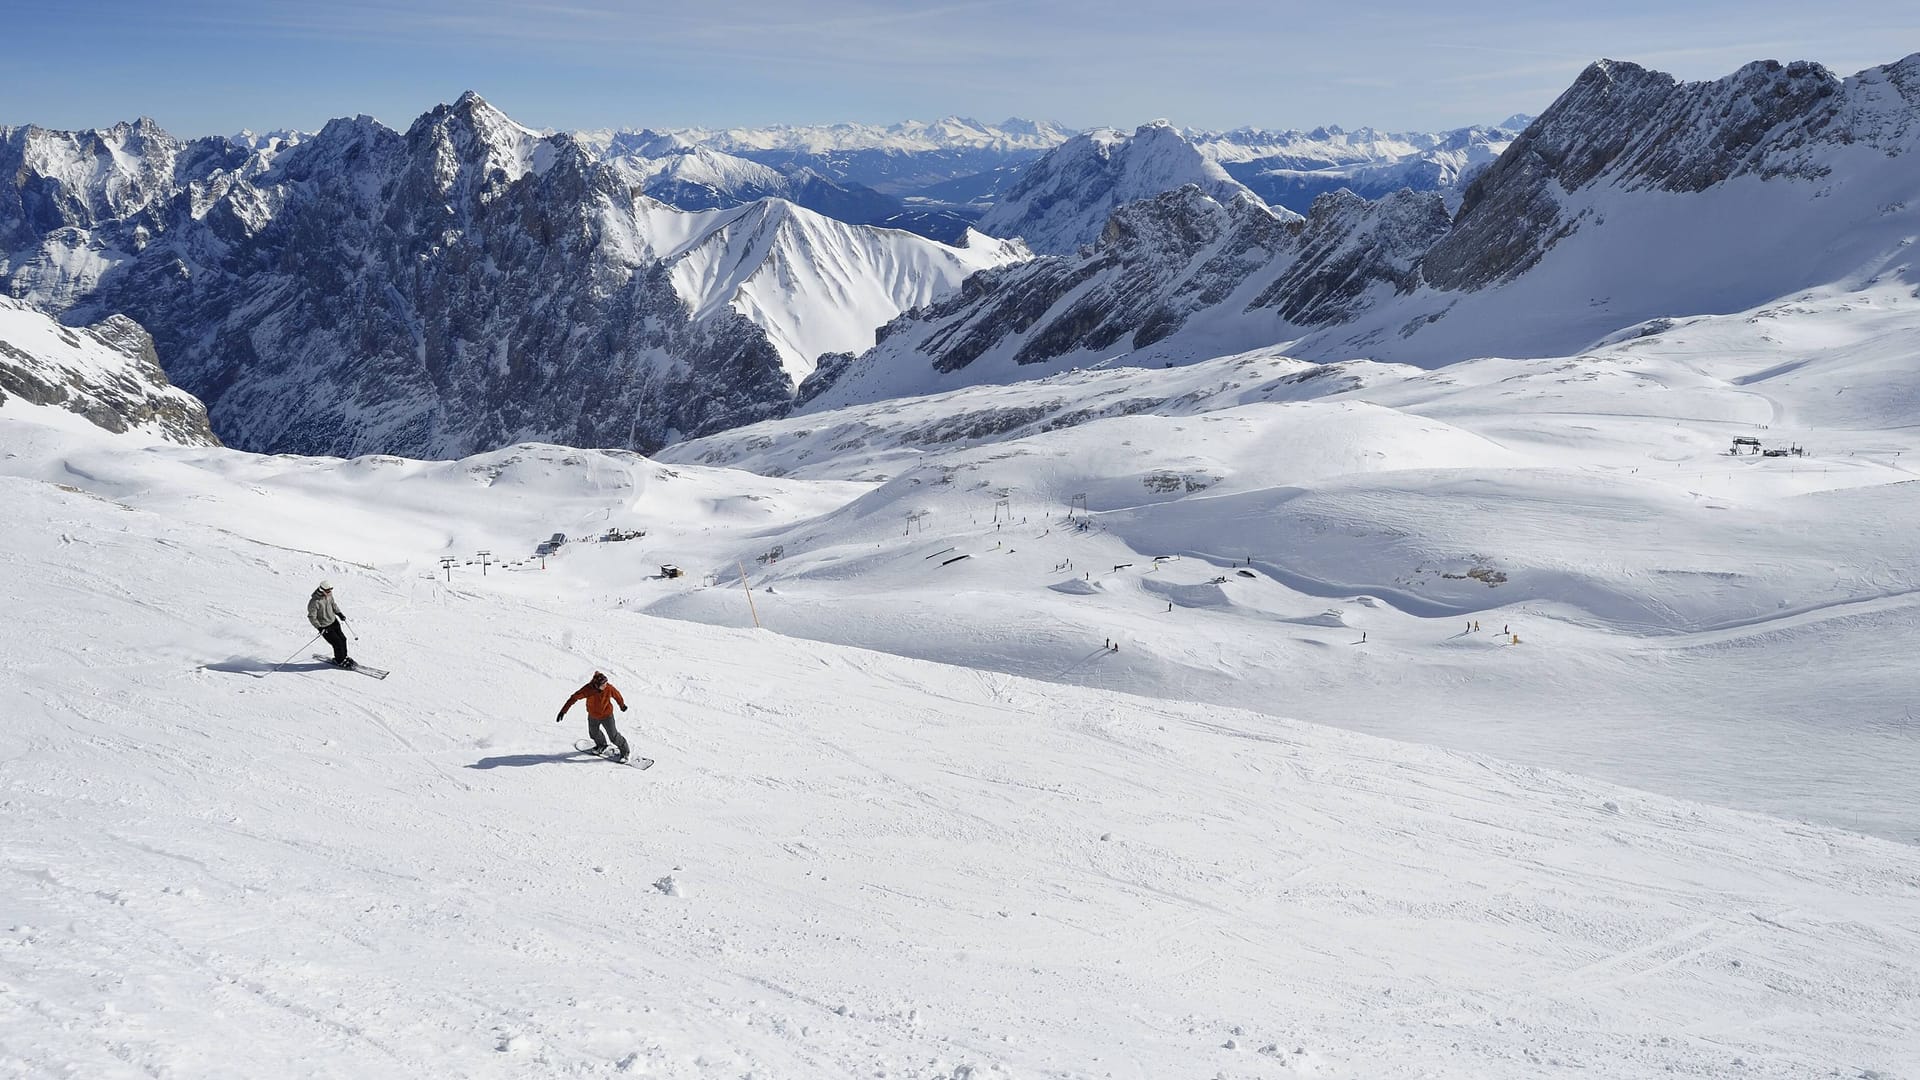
[5,268,1920,1077]
[659,283,1920,842]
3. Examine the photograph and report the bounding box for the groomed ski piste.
[5,284,1920,1078]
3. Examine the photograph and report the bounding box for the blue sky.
[3,0,1914,136]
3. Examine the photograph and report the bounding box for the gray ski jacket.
[307,588,345,630]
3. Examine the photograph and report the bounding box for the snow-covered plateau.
[4,264,1919,1077]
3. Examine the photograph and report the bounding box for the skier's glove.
[620,704,628,712]
[554,713,564,723]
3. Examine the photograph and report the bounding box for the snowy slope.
[661,282,1920,842]
[670,349,1413,480]
[3,415,1918,1078]
[619,198,1027,383]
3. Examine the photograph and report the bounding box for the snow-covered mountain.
[0,118,270,310]
[802,54,1920,408]
[623,197,1026,384]
[800,184,1446,410]
[0,93,1024,458]
[973,121,1287,255]
[0,295,216,444]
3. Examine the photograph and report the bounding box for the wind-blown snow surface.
[3,420,1918,1078]
[663,284,1920,842]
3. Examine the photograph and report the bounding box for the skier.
[557,671,630,762]
[307,581,354,669]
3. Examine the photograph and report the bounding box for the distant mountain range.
[584,116,1527,241]
[1187,121,1525,214]
[797,54,1920,412]
[5,54,1916,459]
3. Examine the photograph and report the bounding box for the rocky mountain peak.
[405,91,556,195]
[1421,52,1878,291]
[975,121,1270,255]
[2,94,1028,458]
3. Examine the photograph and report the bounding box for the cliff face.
[1421,57,1909,290]
[797,184,1442,411]
[0,297,218,445]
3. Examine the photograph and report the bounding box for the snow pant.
[587,714,629,757]
[320,622,349,663]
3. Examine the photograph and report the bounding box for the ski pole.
[271,633,323,673]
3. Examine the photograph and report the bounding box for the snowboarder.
[307,581,354,669]
[557,671,630,762]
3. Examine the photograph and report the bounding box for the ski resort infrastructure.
[6,51,1920,1080]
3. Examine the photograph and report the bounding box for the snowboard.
[313,655,390,680]
[574,739,653,769]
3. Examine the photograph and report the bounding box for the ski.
[573,739,653,769]
[313,655,390,680]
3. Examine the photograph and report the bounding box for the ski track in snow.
[3,450,1920,1078]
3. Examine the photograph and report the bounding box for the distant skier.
[557,671,630,762]
[307,581,354,669]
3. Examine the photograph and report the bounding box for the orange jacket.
[563,681,625,720]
